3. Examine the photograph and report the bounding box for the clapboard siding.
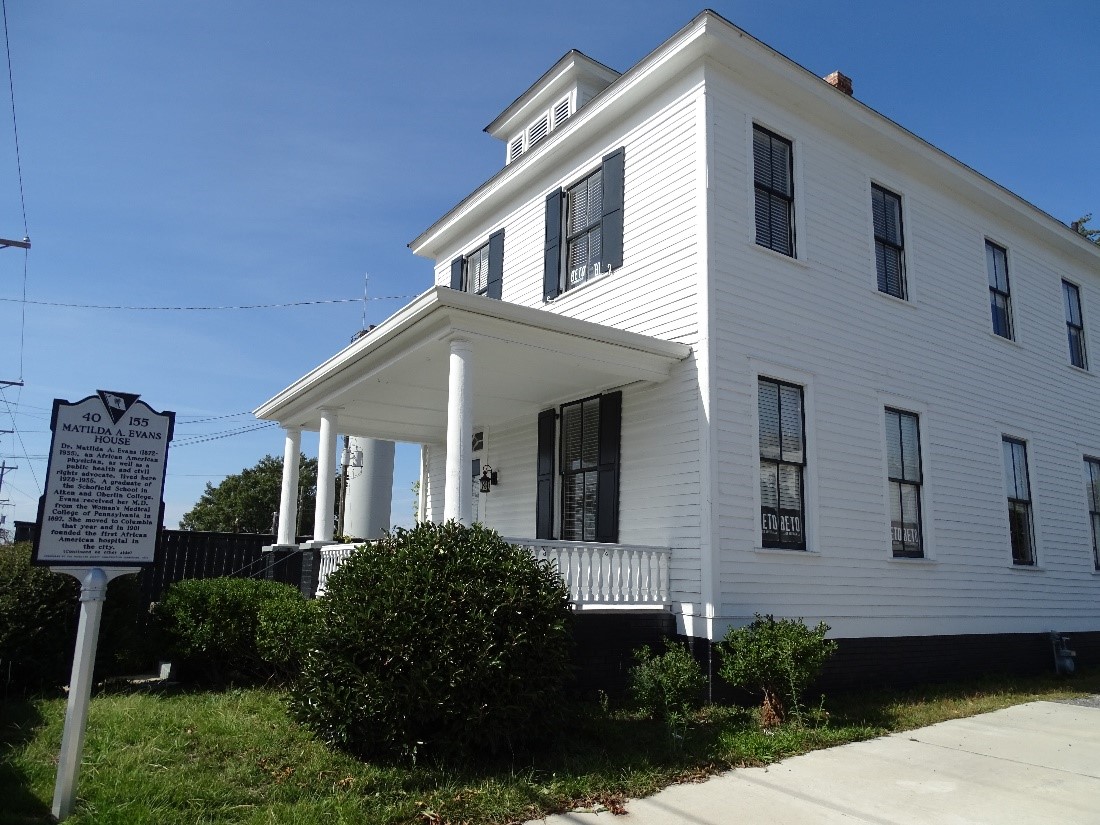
[708,65,1100,639]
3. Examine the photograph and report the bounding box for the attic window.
[529,115,549,147]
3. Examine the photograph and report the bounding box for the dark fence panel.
[139,530,311,607]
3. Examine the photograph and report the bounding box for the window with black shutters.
[1084,457,1100,569]
[560,397,600,541]
[551,392,620,543]
[753,125,794,257]
[1002,437,1035,565]
[544,149,624,301]
[1063,280,1087,369]
[873,185,906,298]
[987,241,1014,339]
[450,230,504,300]
[759,378,805,549]
[885,408,923,557]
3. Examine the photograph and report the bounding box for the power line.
[0,385,38,493]
[172,421,278,447]
[0,295,416,312]
[1,0,26,235]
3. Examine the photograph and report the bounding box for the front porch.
[314,537,671,608]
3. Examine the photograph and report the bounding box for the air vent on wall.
[552,97,570,127]
[528,115,549,146]
[508,136,524,162]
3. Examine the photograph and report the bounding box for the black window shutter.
[600,148,624,271]
[595,391,621,543]
[543,189,563,301]
[536,408,556,539]
[486,229,505,300]
[450,257,464,291]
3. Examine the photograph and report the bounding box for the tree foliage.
[179,454,318,534]
[1072,214,1100,245]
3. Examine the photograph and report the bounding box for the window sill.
[873,289,916,309]
[545,270,611,305]
[1066,363,1094,378]
[1007,563,1045,572]
[888,555,935,565]
[752,546,821,557]
[988,331,1024,349]
[751,242,810,269]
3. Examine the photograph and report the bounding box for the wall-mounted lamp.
[479,465,498,493]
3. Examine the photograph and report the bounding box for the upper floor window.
[1084,457,1100,569]
[543,148,624,301]
[872,185,906,299]
[986,240,1014,339]
[885,408,923,557]
[1002,437,1035,566]
[1063,280,1087,369]
[759,377,805,549]
[566,168,604,290]
[449,230,504,300]
[753,125,794,257]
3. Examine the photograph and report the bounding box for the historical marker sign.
[34,391,175,567]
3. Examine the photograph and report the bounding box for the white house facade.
[256,11,1100,685]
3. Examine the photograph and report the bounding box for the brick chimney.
[824,71,853,96]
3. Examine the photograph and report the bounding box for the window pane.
[581,398,599,469]
[986,242,1008,292]
[1086,459,1100,511]
[754,190,772,247]
[900,483,921,550]
[760,461,778,513]
[562,473,583,540]
[1008,500,1034,565]
[885,410,903,479]
[779,384,803,462]
[900,412,920,482]
[583,471,598,541]
[1069,326,1087,368]
[753,128,771,188]
[586,172,602,226]
[1064,281,1082,325]
[991,292,1012,339]
[758,380,781,459]
[1092,512,1100,570]
[877,243,904,297]
[768,196,791,256]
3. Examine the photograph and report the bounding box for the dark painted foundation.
[569,611,1100,699]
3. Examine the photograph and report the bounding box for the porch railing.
[315,538,671,606]
[504,538,670,606]
[315,544,360,597]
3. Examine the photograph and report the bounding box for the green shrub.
[290,521,573,762]
[153,577,305,685]
[0,542,80,688]
[629,641,705,744]
[718,614,837,726]
[256,595,320,680]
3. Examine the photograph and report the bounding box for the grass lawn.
[2,669,1098,825]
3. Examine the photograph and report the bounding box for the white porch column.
[444,338,473,524]
[313,408,339,542]
[276,427,302,545]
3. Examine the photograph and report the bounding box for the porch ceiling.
[254,287,692,443]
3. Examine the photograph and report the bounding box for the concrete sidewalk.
[535,700,1100,824]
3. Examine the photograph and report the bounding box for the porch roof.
[253,287,692,442]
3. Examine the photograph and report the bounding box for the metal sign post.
[33,390,174,821]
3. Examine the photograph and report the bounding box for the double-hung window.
[885,408,923,557]
[872,185,905,298]
[986,241,1014,339]
[535,392,621,543]
[758,378,805,549]
[1002,437,1035,565]
[1063,280,1087,369]
[753,125,794,257]
[449,229,505,300]
[565,169,604,290]
[543,149,624,301]
[1084,458,1100,569]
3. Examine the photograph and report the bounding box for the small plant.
[718,614,837,727]
[290,521,573,762]
[629,641,705,745]
[153,577,306,685]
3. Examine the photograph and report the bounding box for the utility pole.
[0,460,17,499]
[1,236,30,388]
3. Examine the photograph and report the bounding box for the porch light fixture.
[479,465,498,493]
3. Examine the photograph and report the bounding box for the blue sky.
[0,1,1095,532]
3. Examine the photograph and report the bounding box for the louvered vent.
[552,97,570,128]
[508,135,524,163]
[528,115,549,147]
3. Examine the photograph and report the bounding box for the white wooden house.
[256,11,1100,685]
